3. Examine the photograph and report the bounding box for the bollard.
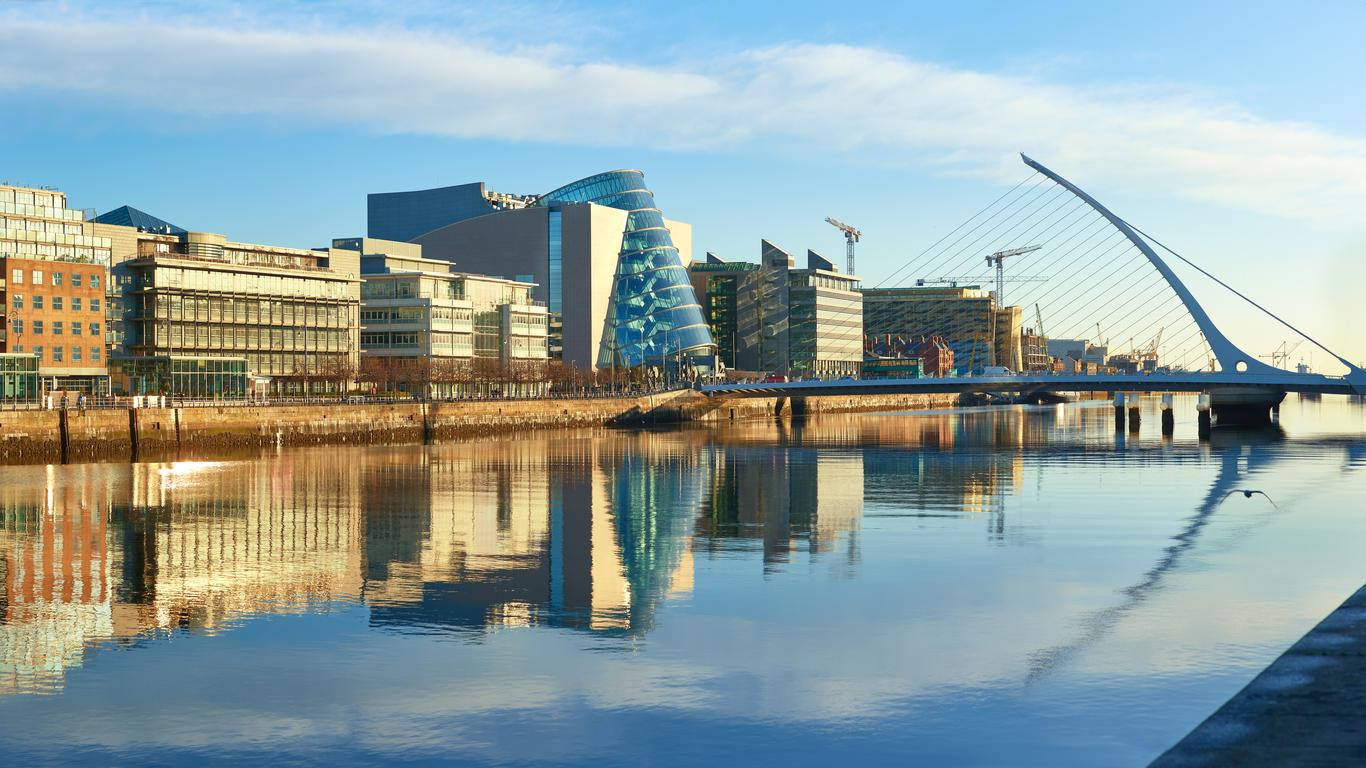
[1160,393,1175,436]
[1127,392,1140,432]
[1197,393,1212,440]
[1114,392,1126,431]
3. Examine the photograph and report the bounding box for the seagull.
[1219,489,1278,508]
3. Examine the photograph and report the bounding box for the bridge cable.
[1124,221,1359,371]
[875,172,1041,289]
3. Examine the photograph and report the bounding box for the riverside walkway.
[1151,584,1366,766]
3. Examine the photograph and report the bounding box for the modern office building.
[862,285,1023,374]
[734,241,862,376]
[0,183,115,392]
[108,224,361,395]
[344,237,548,397]
[369,171,713,371]
[688,253,759,369]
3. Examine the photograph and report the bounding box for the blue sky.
[3,1,1363,366]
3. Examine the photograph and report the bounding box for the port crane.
[824,217,861,275]
[1259,340,1304,369]
[985,245,1041,303]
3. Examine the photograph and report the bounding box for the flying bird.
[1219,489,1278,508]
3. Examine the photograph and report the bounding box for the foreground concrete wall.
[0,390,959,466]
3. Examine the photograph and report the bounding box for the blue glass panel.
[547,209,563,314]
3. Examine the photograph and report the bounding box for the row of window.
[141,294,350,327]
[0,217,85,235]
[8,345,102,363]
[10,320,101,336]
[11,295,101,312]
[9,268,101,288]
[132,323,350,353]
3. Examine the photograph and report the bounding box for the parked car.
[762,373,789,383]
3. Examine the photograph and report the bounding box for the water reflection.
[1,394,1364,756]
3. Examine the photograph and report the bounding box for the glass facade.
[0,353,39,406]
[534,171,713,368]
[112,355,248,398]
[115,254,358,394]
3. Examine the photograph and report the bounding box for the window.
[71,346,81,362]
[72,322,82,336]
[52,346,62,362]
[90,274,100,289]
[31,270,42,285]
[32,295,42,309]
[10,294,20,309]
[52,321,62,335]
[11,319,21,335]
[51,271,63,286]
[32,320,42,335]
[33,346,42,360]
[71,273,82,287]
[51,296,62,310]
[71,297,81,311]
[90,347,100,362]
[11,344,20,353]
[9,269,20,285]
[91,322,100,336]
[91,298,100,312]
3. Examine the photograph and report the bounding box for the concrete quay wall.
[0,390,959,465]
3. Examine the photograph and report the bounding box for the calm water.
[2,395,1365,766]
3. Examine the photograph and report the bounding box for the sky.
[2,0,1363,367]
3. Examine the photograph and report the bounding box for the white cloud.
[2,8,1366,225]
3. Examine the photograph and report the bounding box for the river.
[1,394,1364,766]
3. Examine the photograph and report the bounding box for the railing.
[0,384,694,411]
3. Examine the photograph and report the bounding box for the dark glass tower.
[535,171,714,368]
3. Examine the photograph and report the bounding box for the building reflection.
[361,436,703,635]
[0,435,705,694]
[0,407,1077,696]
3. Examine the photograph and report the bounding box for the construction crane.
[985,245,1041,303]
[1259,339,1304,369]
[825,217,861,275]
[1142,328,1163,360]
[916,275,1048,287]
[1034,303,1046,339]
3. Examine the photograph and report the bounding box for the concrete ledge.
[1151,584,1366,767]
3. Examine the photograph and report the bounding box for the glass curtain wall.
[533,171,713,368]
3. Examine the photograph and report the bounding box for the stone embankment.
[0,390,959,465]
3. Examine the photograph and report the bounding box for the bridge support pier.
[1208,387,1286,428]
[774,397,787,417]
[1114,392,1126,431]
[1197,393,1212,440]
[791,396,808,418]
[1127,393,1140,433]
[1161,394,1175,437]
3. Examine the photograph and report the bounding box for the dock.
[1151,584,1366,766]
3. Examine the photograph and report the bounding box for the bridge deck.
[702,371,1361,399]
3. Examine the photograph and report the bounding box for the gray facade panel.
[368,183,498,242]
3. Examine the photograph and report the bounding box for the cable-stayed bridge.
[701,154,1366,421]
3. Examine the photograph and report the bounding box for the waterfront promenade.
[1152,584,1366,766]
[0,389,958,464]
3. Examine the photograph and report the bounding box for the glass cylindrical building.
[535,171,714,368]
